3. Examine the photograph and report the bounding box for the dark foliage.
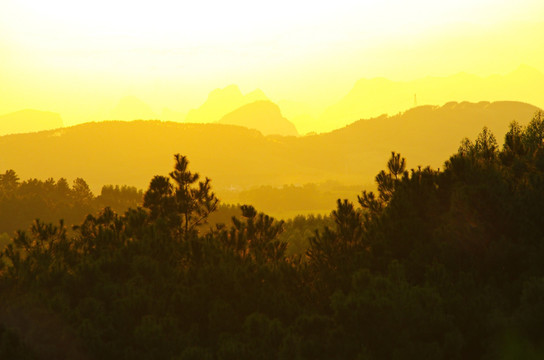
[2,112,544,359]
[0,176,143,237]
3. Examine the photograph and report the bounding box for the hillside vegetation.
[1,112,544,359]
[0,101,539,203]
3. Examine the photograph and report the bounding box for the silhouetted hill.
[218,100,298,136]
[0,109,63,135]
[316,101,540,173]
[0,101,539,201]
[185,85,268,123]
[317,65,544,132]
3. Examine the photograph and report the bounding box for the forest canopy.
[0,175,143,237]
[1,111,544,359]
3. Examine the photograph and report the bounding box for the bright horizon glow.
[1,0,544,129]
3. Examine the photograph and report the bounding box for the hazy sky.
[1,0,543,125]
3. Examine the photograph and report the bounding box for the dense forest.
[1,112,544,359]
[0,176,143,238]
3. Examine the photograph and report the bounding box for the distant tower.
[414,93,417,107]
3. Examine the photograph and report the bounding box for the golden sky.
[1,0,544,128]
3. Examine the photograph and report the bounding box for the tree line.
[1,112,544,359]
[0,174,143,237]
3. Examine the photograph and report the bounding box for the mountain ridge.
[0,109,64,136]
[0,101,540,198]
[185,85,269,124]
[217,100,298,136]
[316,65,544,132]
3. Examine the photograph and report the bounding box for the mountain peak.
[218,100,298,136]
[245,89,268,102]
[186,86,269,124]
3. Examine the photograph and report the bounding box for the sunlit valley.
[2,1,544,358]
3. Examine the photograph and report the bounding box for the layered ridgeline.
[2,114,544,359]
[0,110,64,136]
[217,100,298,136]
[185,85,268,124]
[314,65,544,133]
[2,66,542,136]
[107,87,299,136]
[0,101,539,198]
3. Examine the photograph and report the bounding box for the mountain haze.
[316,65,544,132]
[218,100,298,136]
[3,67,541,135]
[110,96,158,120]
[276,100,320,135]
[0,101,539,199]
[185,85,269,123]
[0,110,64,135]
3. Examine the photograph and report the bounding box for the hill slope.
[317,65,544,132]
[0,101,539,196]
[185,85,268,123]
[218,101,298,136]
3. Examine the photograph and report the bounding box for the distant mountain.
[110,96,158,120]
[0,101,539,201]
[317,65,544,132]
[217,101,298,136]
[0,110,63,135]
[185,85,268,123]
[276,100,319,135]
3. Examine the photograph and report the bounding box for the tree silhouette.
[0,169,20,193]
[359,151,407,211]
[522,111,544,153]
[459,126,498,161]
[144,154,218,239]
[474,126,498,160]
[72,177,93,203]
[143,175,175,220]
[387,151,406,179]
[4,119,544,359]
[504,121,525,156]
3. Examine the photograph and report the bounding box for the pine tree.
[143,154,218,239]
